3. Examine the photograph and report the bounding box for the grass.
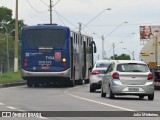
[0,71,25,85]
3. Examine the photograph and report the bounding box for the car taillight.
[148,73,153,80]
[24,59,28,67]
[112,72,119,79]
[92,71,100,75]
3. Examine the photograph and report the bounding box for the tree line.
[0,6,26,73]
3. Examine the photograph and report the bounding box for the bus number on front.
[45,56,54,60]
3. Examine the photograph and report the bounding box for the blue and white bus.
[21,24,96,87]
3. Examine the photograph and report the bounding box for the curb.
[0,82,26,88]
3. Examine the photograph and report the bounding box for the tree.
[110,54,131,60]
[0,6,26,72]
[0,6,12,24]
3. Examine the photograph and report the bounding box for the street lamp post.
[122,48,134,60]
[112,42,123,60]
[113,43,115,60]
[102,35,104,59]
[81,8,111,30]
[104,22,128,59]
[104,22,128,39]
[0,22,9,71]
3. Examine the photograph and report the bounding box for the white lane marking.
[6,106,18,110]
[17,109,27,112]
[64,86,136,111]
[39,116,48,119]
[0,103,5,105]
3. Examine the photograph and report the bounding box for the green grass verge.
[0,71,25,85]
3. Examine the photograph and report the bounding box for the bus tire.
[78,79,83,85]
[33,81,39,87]
[85,79,89,84]
[68,80,75,87]
[27,80,33,87]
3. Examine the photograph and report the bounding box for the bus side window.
[87,38,89,46]
[74,34,76,43]
[76,34,77,44]
[88,38,90,46]
[81,36,83,45]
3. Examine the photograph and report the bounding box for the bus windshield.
[24,29,66,49]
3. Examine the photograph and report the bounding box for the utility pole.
[97,54,99,60]
[78,23,82,46]
[154,32,158,63]
[113,43,115,60]
[14,0,18,72]
[132,51,134,60]
[78,23,82,34]
[102,35,104,59]
[49,0,53,24]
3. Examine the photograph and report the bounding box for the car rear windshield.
[96,62,110,68]
[117,63,149,72]
[24,29,66,49]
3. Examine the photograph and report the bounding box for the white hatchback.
[101,60,154,100]
[89,60,112,92]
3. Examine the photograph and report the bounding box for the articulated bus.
[21,24,96,87]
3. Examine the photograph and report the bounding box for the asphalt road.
[0,84,160,120]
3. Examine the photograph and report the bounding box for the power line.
[54,10,77,28]
[39,0,48,7]
[54,9,66,26]
[27,0,47,13]
[81,9,110,30]
[88,22,160,27]
[53,0,61,7]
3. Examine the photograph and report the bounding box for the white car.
[89,60,112,92]
[101,60,154,100]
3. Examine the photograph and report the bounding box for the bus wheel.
[33,81,39,87]
[27,80,33,87]
[78,79,83,85]
[85,79,89,84]
[68,80,75,87]
[46,81,51,87]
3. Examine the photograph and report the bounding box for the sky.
[0,0,160,61]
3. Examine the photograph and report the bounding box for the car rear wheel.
[148,93,154,101]
[108,86,115,99]
[90,84,95,92]
[101,86,106,97]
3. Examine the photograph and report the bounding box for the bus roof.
[22,24,69,30]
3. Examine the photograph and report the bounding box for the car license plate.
[128,87,139,92]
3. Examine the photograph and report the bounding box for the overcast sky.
[1,0,160,61]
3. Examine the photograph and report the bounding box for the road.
[0,84,160,120]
